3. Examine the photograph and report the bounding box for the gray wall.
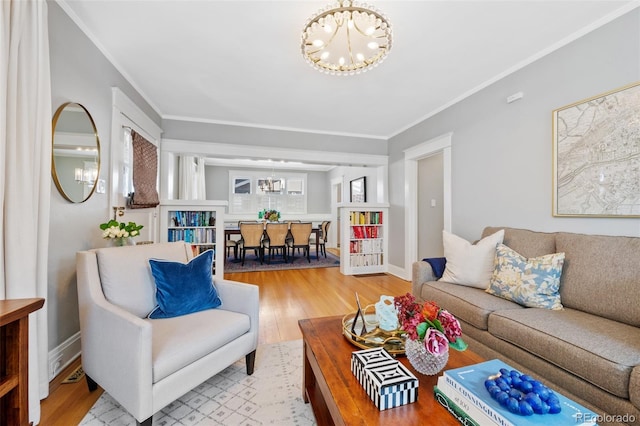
[388,9,640,269]
[204,165,331,214]
[48,1,161,352]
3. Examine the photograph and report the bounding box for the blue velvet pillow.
[148,249,222,319]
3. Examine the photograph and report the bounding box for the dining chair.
[238,222,265,265]
[263,222,289,263]
[225,220,243,260]
[319,221,330,258]
[284,220,300,248]
[287,222,312,263]
[310,220,330,258]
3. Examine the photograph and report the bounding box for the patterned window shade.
[129,130,160,208]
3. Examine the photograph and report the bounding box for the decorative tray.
[342,311,406,356]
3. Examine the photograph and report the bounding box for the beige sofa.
[413,227,640,426]
[77,242,259,426]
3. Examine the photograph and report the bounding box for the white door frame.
[404,133,452,276]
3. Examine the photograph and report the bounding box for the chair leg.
[306,246,311,263]
[241,248,246,266]
[246,350,257,375]
[137,417,152,426]
[86,374,98,392]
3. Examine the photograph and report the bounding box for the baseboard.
[387,264,410,281]
[48,332,81,381]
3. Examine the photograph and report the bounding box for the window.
[229,171,307,215]
[287,178,304,195]
[233,178,251,194]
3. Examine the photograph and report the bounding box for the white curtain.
[179,155,206,200]
[0,0,51,423]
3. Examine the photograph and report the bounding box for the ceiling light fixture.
[301,0,392,76]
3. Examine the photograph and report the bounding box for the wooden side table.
[0,298,45,426]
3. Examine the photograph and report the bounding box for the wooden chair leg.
[86,374,98,392]
[246,350,257,375]
[137,417,152,426]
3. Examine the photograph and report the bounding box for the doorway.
[331,178,342,249]
[404,133,452,277]
[418,153,444,258]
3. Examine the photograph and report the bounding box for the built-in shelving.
[159,200,227,280]
[339,204,389,275]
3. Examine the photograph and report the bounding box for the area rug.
[80,340,316,426]
[224,251,339,273]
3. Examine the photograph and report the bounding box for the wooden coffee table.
[299,315,484,425]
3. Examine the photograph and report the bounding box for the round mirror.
[51,102,100,203]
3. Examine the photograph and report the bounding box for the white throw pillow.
[440,229,505,289]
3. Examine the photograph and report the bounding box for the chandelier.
[301,0,392,76]
[75,163,98,185]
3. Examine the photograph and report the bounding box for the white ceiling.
[59,0,637,141]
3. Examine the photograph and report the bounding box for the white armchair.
[76,242,259,426]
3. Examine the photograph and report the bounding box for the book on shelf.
[441,359,598,426]
[170,211,216,227]
[168,228,216,244]
[348,211,384,225]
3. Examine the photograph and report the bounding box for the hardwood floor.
[40,260,411,425]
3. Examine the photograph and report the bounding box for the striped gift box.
[351,348,396,385]
[351,348,419,410]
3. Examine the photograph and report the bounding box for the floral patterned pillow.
[486,244,565,310]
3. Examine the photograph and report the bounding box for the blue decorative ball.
[519,381,533,393]
[496,391,510,406]
[519,400,534,416]
[549,403,562,414]
[506,397,520,413]
[488,386,502,398]
[508,388,522,399]
[498,382,511,392]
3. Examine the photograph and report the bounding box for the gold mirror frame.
[51,102,101,203]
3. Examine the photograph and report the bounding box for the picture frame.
[552,81,640,217]
[350,176,367,203]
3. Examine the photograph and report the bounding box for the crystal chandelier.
[301,0,392,76]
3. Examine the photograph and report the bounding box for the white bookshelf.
[339,204,389,275]
[159,200,227,280]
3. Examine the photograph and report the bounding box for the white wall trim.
[387,263,411,282]
[404,132,453,278]
[162,138,388,167]
[48,332,81,381]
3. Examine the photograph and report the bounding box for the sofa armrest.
[215,279,260,345]
[412,260,437,298]
[76,251,153,418]
[630,365,640,412]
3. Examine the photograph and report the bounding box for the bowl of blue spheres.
[484,368,561,416]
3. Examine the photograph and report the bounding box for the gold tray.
[342,311,406,355]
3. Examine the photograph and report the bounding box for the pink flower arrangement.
[394,293,468,355]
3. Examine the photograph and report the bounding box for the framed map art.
[552,81,640,217]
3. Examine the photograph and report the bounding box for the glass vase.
[110,237,135,247]
[404,338,449,375]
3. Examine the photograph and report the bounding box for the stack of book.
[434,359,599,426]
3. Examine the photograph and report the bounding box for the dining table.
[224,224,322,261]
